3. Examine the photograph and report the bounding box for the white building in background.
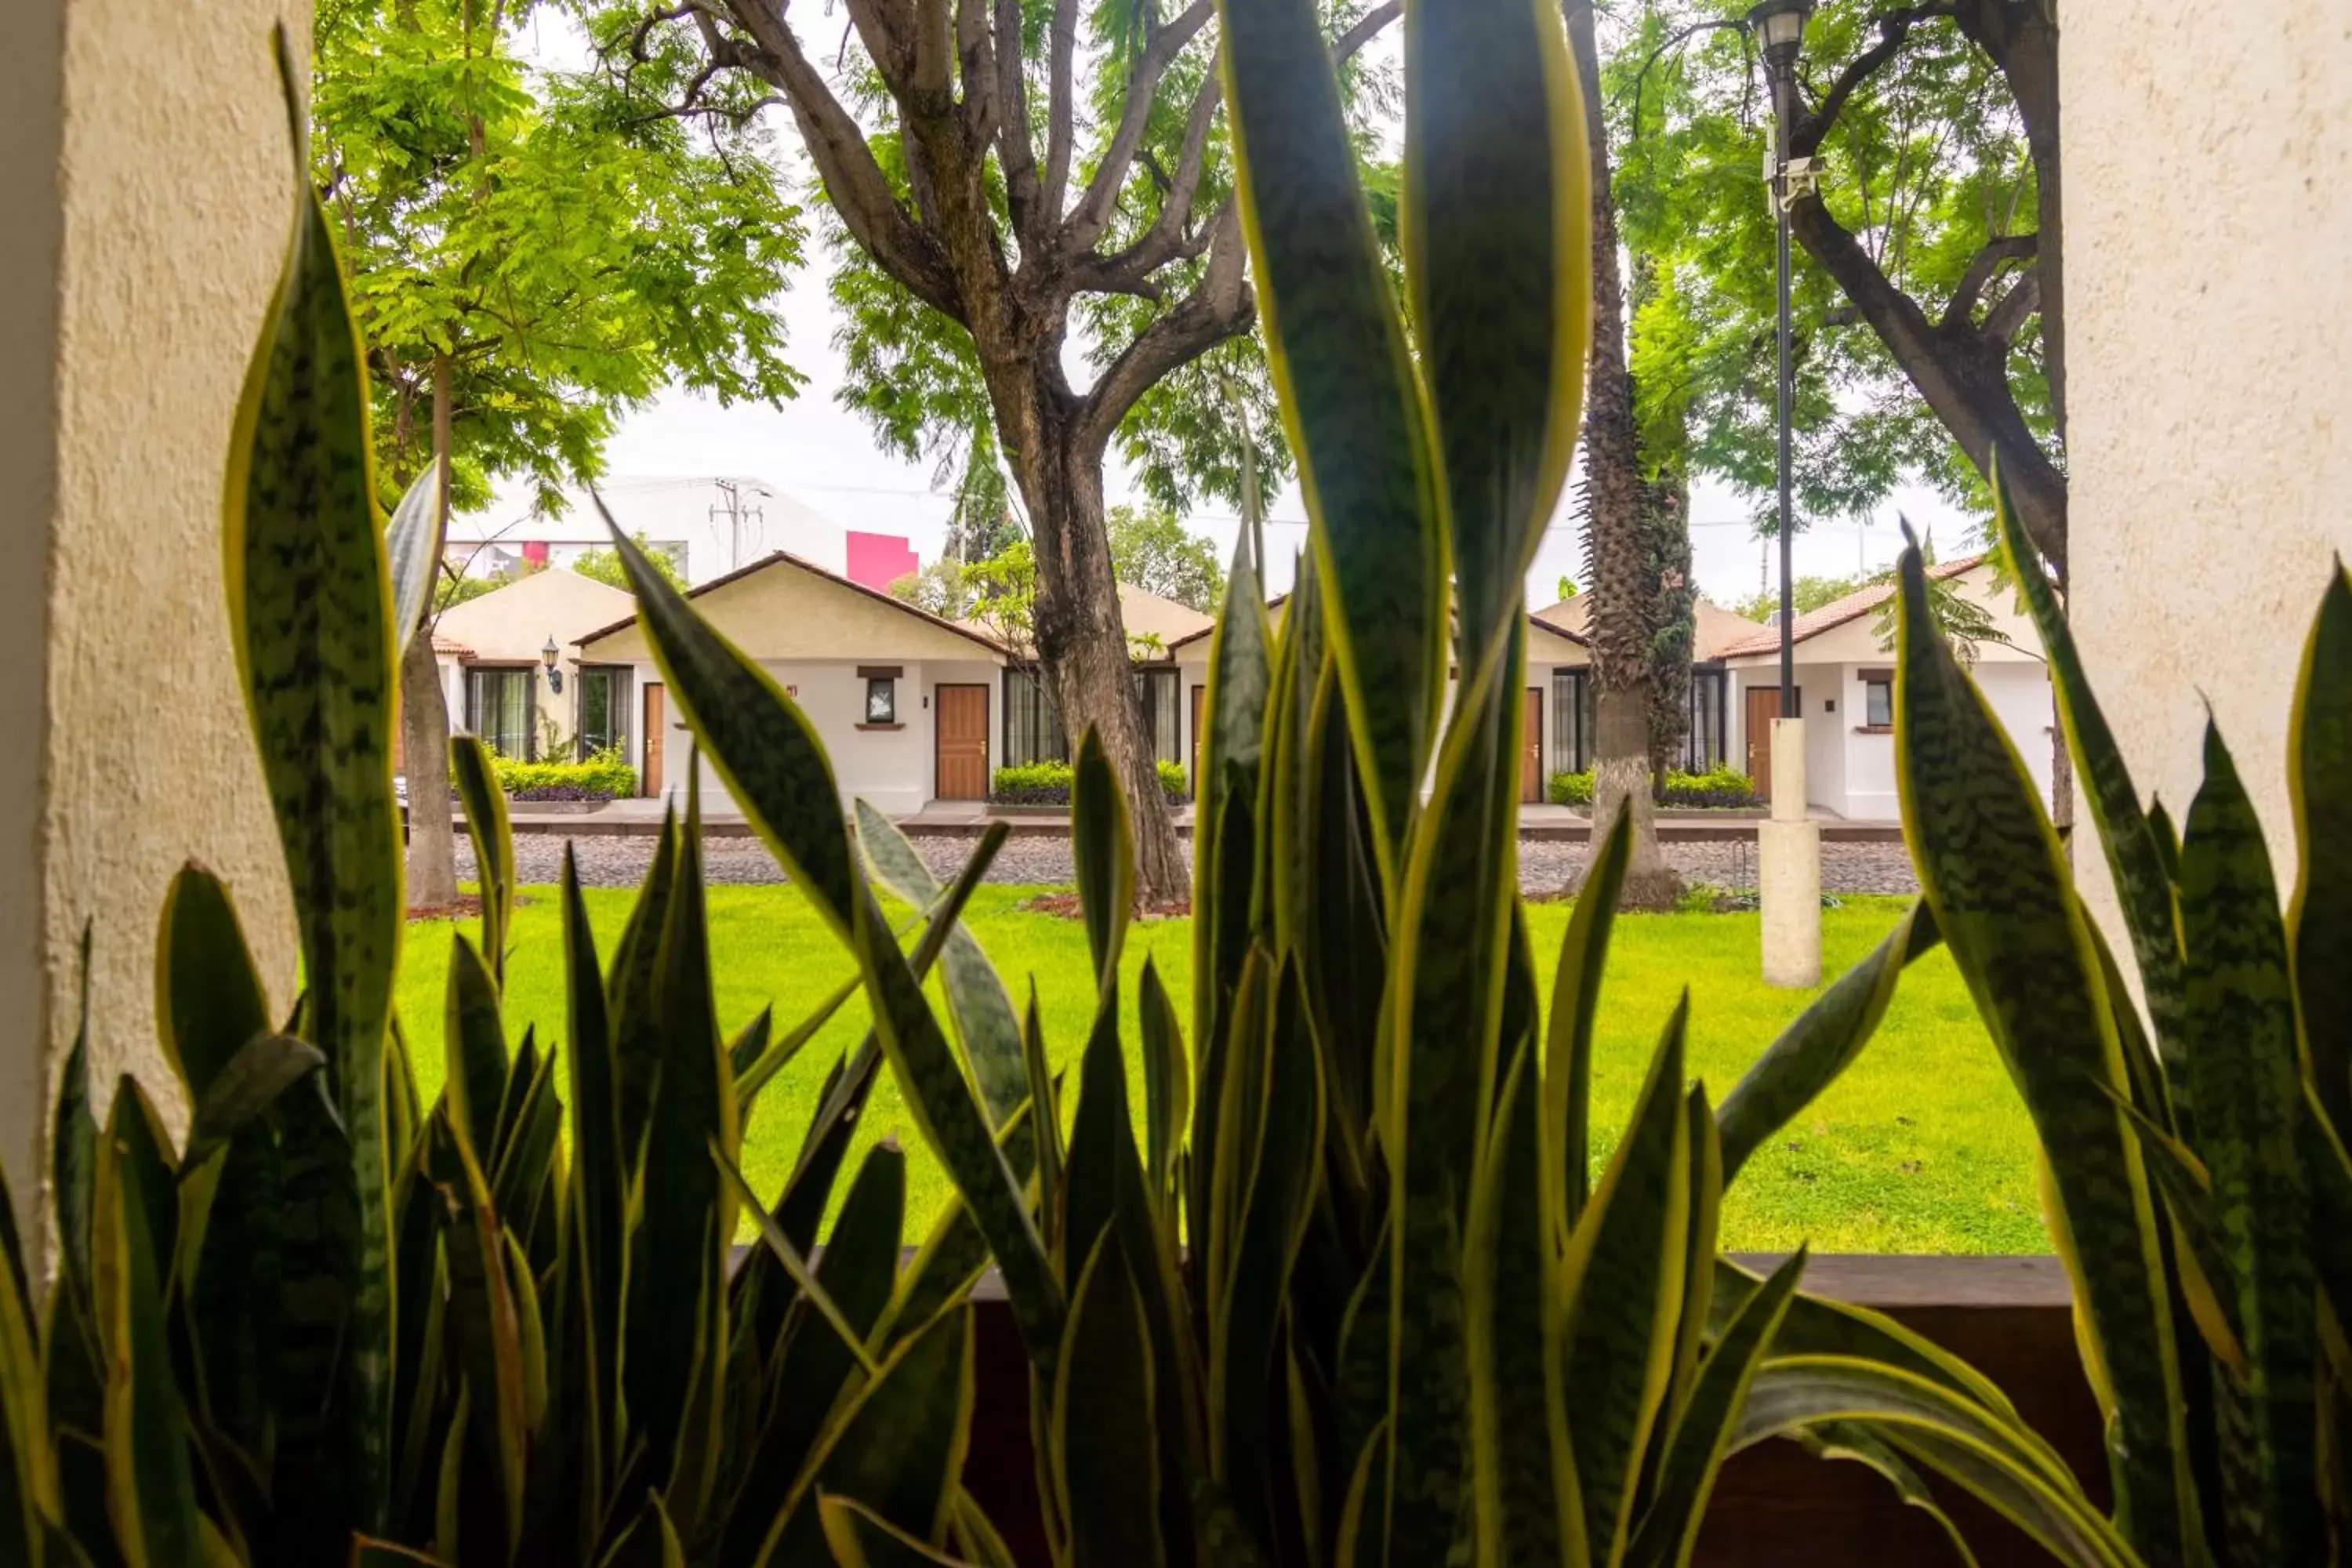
[443,474,917,590]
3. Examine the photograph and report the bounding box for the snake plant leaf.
[1214,962,1325,1550]
[715,1146,881,1383]
[350,1538,448,1566]
[1734,1356,2130,1568]
[733,1051,877,1362]
[1624,1250,1806,1568]
[100,1113,201,1568]
[818,1494,981,1567]
[1203,952,1271,1327]
[442,935,509,1163]
[1261,552,1324,959]
[1140,958,1190,1208]
[2085,915,2176,1138]
[629,781,736,1480]
[1054,1232,1166,1568]
[609,809,680,1167]
[875,1107,1037,1354]
[1383,640,1530,1564]
[1073,728,1135,989]
[1548,807,1632,1228]
[1561,997,1692,1556]
[451,735,514,984]
[726,1007,774,1090]
[52,974,98,1327]
[224,45,403,1513]
[2096,1083,2248,1378]
[155,863,273,1104]
[1331,1218,1392,1513]
[1791,1422,1982,1568]
[1063,987,1134,1294]
[1716,901,1941,1184]
[718,1145,907,1568]
[1403,0,1588,659]
[1464,1036,1572,1566]
[1667,1088,1725,1427]
[1194,543,1274,1067]
[384,465,445,657]
[595,507,858,939]
[0,1160,54,1564]
[2177,719,2321,1562]
[1189,782,1258,1255]
[1991,477,2190,1103]
[1218,0,1444,887]
[1892,540,2194,1566]
[182,1033,325,1166]
[854,805,1027,1127]
[100,1080,180,1294]
[1022,985,1063,1251]
[490,1055,561,1246]
[1303,661,1388,1181]
[950,1492,1017,1568]
[434,1127,527,1563]
[2289,564,2352,1138]
[269,1079,365,1558]
[851,874,1064,1371]
[557,847,624,1397]
[760,1304,977,1564]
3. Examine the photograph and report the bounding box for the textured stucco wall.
[2066,3,2352,925]
[2,0,304,1237]
[583,561,1006,667]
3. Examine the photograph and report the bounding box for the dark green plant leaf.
[596,510,857,936]
[2288,565,2352,1139]
[1892,541,2194,1565]
[1548,808,1631,1226]
[851,804,1025,1126]
[1716,902,1940,1183]
[1991,477,2190,1110]
[557,847,623,1449]
[1403,0,1588,659]
[1561,999,1691,1555]
[818,1494,978,1567]
[383,459,444,658]
[223,43,401,1511]
[1054,1233,1165,1568]
[1218,0,1444,882]
[609,811,681,1167]
[451,734,514,984]
[183,1033,325,1165]
[442,935,509,1163]
[2178,719,2319,1562]
[99,1110,201,1568]
[1072,728,1135,989]
[155,863,273,1105]
[0,1158,54,1562]
[1139,958,1189,1209]
[1790,1423,1981,1568]
[1624,1252,1806,1568]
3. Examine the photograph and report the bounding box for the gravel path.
[460,832,1918,898]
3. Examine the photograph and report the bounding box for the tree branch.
[1076,200,1250,452]
[719,0,960,314]
[1940,232,2035,331]
[1040,0,1080,229]
[1080,57,1222,288]
[1334,0,1403,64]
[1786,190,2067,574]
[992,0,1043,241]
[1792,2,1956,154]
[1059,0,1215,256]
[1979,266,2041,347]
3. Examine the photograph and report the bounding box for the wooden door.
[1190,684,1207,796]
[642,684,666,797]
[935,684,990,800]
[1522,688,1544,804]
[1744,686,1781,804]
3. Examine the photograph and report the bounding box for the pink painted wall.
[845,531,919,590]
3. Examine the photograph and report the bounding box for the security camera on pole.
[1748,0,1822,988]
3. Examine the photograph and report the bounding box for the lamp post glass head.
[541,635,564,693]
[1746,0,1811,74]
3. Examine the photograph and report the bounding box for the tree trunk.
[1004,383,1187,905]
[404,354,460,910]
[1568,0,1678,909]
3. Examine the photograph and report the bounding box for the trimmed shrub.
[992,757,1188,804]
[1546,765,1759,810]
[487,745,637,800]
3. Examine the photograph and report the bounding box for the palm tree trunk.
[1568,0,1679,909]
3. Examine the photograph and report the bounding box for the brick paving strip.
[459,833,1920,899]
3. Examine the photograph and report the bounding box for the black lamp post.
[541,635,564,695]
[1748,0,1810,717]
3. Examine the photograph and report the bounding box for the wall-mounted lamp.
[541,635,564,694]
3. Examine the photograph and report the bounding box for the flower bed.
[1547,764,1759,810]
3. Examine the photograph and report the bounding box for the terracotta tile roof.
[431,633,474,659]
[1531,596,1769,661]
[1708,555,1985,660]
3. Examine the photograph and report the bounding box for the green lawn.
[396,884,2047,1256]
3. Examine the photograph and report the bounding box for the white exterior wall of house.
[430,568,636,758]
[1722,563,2051,820]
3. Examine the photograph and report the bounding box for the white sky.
[521,11,1967,609]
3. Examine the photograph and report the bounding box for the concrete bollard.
[1759,716,1822,988]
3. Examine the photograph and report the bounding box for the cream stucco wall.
[2067,2,2352,926]
[2,0,304,1238]
[434,567,634,755]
